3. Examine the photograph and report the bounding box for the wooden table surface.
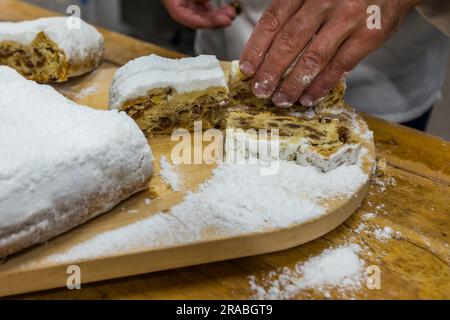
[1,0,449,300]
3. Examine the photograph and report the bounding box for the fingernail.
[240,61,255,76]
[253,79,274,98]
[300,94,314,107]
[272,92,293,108]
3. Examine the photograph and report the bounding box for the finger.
[239,0,304,77]
[217,5,237,19]
[171,6,232,28]
[162,0,227,28]
[195,2,236,28]
[193,0,236,18]
[299,32,381,106]
[252,2,327,99]
[207,12,234,28]
[165,4,212,28]
[272,17,356,107]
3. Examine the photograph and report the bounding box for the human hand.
[161,0,236,29]
[239,0,420,107]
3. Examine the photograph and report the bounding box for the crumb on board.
[148,185,159,199]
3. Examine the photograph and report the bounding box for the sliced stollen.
[226,60,362,172]
[0,66,153,258]
[109,54,229,136]
[0,17,104,83]
[108,54,366,172]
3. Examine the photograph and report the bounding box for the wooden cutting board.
[0,63,375,297]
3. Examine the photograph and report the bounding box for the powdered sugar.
[74,86,98,99]
[373,226,401,241]
[362,212,376,220]
[374,226,393,240]
[248,244,365,299]
[159,156,182,191]
[109,55,228,109]
[0,66,153,257]
[38,155,369,265]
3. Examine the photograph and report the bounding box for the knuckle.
[301,50,324,72]
[345,0,364,16]
[328,60,350,79]
[275,30,298,52]
[249,45,265,58]
[259,11,280,33]
[265,50,282,67]
[317,0,333,10]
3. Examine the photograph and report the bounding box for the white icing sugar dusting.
[248,244,365,299]
[0,17,104,61]
[0,66,153,245]
[362,212,376,220]
[373,226,401,242]
[74,86,98,99]
[159,156,182,191]
[36,155,368,266]
[109,55,228,109]
[374,226,393,240]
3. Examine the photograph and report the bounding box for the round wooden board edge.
[0,130,375,298]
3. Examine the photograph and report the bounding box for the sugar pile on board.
[373,226,401,241]
[33,155,368,266]
[75,86,98,99]
[248,244,365,299]
[362,212,376,220]
[159,155,182,191]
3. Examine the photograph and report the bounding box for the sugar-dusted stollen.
[0,17,104,83]
[226,61,362,172]
[109,54,229,136]
[0,66,153,258]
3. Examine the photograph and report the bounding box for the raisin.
[338,126,350,143]
[283,123,301,129]
[159,117,172,128]
[0,48,11,58]
[36,58,45,67]
[279,129,294,137]
[143,101,153,108]
[308,134,321,141]
[319,117,332,124]
[192,105,202,115]
[25,60,35,68]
